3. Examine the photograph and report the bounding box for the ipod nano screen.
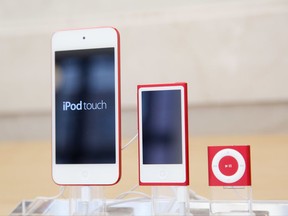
[141,90,182,164]
[55,48,115,164]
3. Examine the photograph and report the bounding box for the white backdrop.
[0,0,287,114]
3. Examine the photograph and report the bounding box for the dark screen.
[55,48,116,164]
[141,90,183,164]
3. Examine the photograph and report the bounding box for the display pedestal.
[151,186,191,216]
[11,186,108,216]
[69,186,106,216]
[209,186,254,216]
[11,194,288,216]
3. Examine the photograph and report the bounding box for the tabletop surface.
[1,135,288,215]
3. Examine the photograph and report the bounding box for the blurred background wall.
[0,0,288,140]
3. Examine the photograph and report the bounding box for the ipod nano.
[208,145,251,186]
[137,83,189,186]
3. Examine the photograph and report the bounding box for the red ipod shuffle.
[208,145,251,186]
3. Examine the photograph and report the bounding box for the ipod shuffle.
[208,145,251,186]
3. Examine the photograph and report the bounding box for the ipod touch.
[208,145,251,186]
[137,83,189,186]
[52,27,121,185]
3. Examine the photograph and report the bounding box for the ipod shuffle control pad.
[208,145,251,186]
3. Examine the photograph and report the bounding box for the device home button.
[159,170,167,180]
[81,169,90,180]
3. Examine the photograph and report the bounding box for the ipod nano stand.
[151,186,191,216]
[69,186,106,215]
[209,186,254,216]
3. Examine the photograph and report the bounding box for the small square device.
[208,145,251,186]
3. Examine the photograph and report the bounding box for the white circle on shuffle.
[211,148,246,184]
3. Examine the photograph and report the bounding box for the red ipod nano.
[137,83,189,186]
[208,145,251,186]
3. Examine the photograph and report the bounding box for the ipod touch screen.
[55,48,115,164]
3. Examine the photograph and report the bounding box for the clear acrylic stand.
[10,186,107,216]
[10,187,288,216]
[10,185,141,216]
[151,186,191,216]
[209,186,255,216]
[69,186,106,216]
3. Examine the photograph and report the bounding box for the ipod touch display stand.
[10,186,107,215]
[69,186,106,215]
[208,145,255,216]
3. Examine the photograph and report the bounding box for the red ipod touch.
[52,27,121,185]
